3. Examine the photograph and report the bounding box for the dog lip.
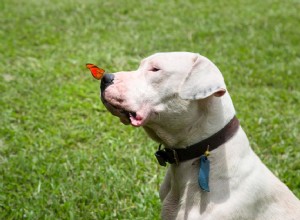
[129,112,144,127]
[104,102,138,125]
[120,109,136,119]
[108,105,145,127]
[101,94,147,126]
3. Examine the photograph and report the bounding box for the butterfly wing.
[86,63,105,80]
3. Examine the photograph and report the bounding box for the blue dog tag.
[198,155,210,192]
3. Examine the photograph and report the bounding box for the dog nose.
[101,73,115,92]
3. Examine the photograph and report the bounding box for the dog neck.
[143,93,236,148]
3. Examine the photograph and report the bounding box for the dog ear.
[179,54,226,100]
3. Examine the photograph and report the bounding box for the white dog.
[100,52,300,219]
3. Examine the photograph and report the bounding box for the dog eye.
[150,67,160,72]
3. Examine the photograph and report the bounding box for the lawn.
[0,0,299,219]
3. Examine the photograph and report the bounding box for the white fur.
[102,52,300,219]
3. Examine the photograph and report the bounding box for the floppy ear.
[179,54,226,100]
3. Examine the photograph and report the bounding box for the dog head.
[100,52,233,145]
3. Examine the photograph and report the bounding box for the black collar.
[155,116,240,166]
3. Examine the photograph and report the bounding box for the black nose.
[101,73,115,92]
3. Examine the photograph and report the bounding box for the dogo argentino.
[100,52,300,220]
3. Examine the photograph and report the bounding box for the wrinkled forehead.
[139,52,198,71]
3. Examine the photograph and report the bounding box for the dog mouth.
[120,109,137,122]
[112,105,145,127]
[101,96,145,127]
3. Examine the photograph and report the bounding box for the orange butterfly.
[86,63,105,80]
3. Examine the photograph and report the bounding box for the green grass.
[0,0,299,219]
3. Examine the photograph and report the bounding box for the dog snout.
[101,73,115,92]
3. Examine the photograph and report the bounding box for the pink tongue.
[130,114,143,127]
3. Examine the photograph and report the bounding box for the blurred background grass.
[0,0,299,219]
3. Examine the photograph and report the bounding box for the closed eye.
[149,67,160,72]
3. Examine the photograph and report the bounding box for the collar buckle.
[155,145,179,166]
[155,145,167,166]
[155,150,167,166]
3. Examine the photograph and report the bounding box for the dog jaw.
[101,90,152,127]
